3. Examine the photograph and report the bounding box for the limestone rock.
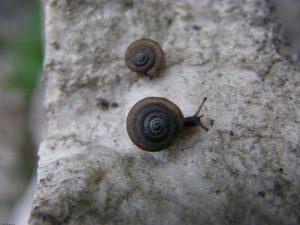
[30,0,300,224]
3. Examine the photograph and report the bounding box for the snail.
[125,39,164,77]
[126,97,209,152]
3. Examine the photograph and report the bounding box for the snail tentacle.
[183,97,209,131]
[194,97,207,117]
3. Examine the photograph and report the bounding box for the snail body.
[125,39,164,77]
[126,97,208,152]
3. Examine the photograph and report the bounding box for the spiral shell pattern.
[126,97,184,151]
[125,39,164,77]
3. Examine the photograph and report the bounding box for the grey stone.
[30,0,300,224]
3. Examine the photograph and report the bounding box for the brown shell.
[125,39,164,77]
[126,97,184,152]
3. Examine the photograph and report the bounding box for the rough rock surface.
[30,0,300,224]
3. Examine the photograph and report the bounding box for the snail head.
[183,97,209,131]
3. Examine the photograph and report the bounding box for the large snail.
[125,39,164,77]
[126,97,209,152]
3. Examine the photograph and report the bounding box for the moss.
[273,179,291,198]
[96,98,110,111]
[120,156,135,179]
[146,170,154,184]
[121,0,134,8]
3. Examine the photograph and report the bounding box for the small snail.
[125,39,164,77]
[126,97,209,152]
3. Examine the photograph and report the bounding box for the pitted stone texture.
[30,0,299,224]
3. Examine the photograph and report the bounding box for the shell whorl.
[126,97,184,152]
[129,45,155,72]
[125,39,164,77]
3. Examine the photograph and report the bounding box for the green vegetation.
[0,0,42,209]
[1,0,42,94]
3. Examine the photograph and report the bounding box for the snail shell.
[125,39,164,77]
[126,97,184,152]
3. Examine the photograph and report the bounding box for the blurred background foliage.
[0,0,42,94]
[0,0,42,222]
